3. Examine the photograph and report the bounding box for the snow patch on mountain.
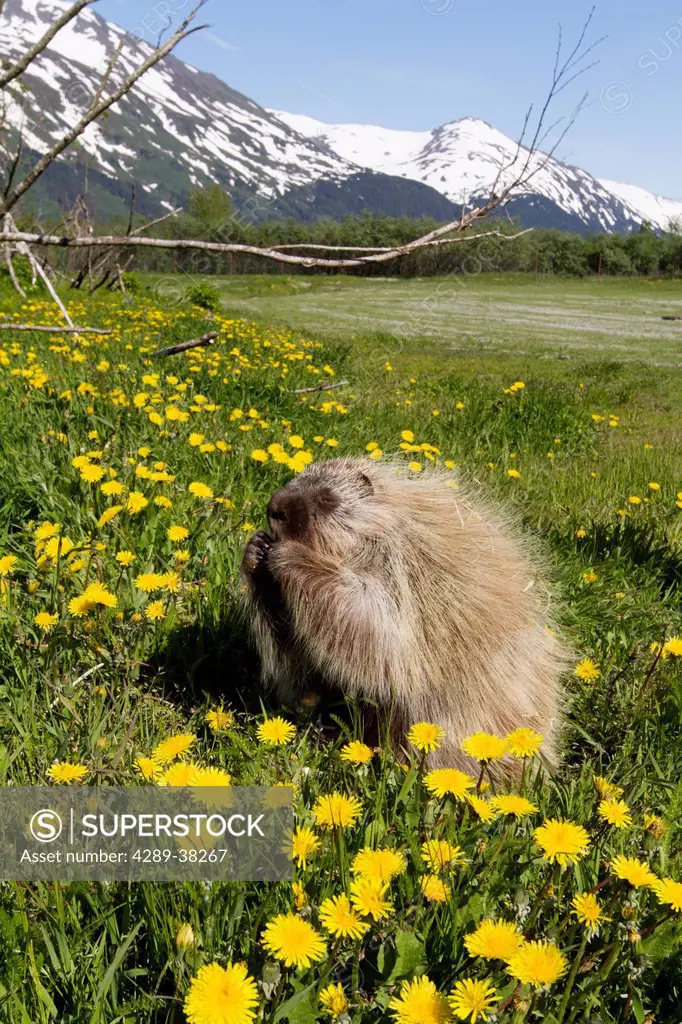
[598,180,682,232]
[273,110,681,234]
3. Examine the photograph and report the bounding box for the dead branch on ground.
[151,331,218,357]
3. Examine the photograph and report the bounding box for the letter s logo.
[30,809,63,843]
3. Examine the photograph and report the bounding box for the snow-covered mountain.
[597,180,682,232]
[0,0,460,221]
[0,0,679,233]
[274,111,682,234]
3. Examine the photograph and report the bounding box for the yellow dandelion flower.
[152,733,196,765]
[313,792,363,830]
[250,449,269,463]
[134,572,165,592]
[571,892,609,932]
[350,877,393,921]
[582,570,598,583]
[184,962,258,1024]
[461,733,508,762]
[421,874,451,903]
[351,847,406,881]
[97,504,123,528]
[191,766,232,787]
[159,571,181,593]
[339,740,374,765]
[34,522,60,541]
[421,839,464,871]
[68,582,117,617]
[534,819,590,867]
[157,762,201,787]
[466,794,499,822]
[575,658,600,682]
[134,756,161,781]
[424,768,476,800]
[449,978,498,1023]
[593,775,624,799]
[611,855,658,888]
[389,977,451,1024]
[663,637,682,657]
[168,526,190,542]
[261,913,326,969]
[319,895,370,940]
[127,491,148,514]
[34,611,58,632]
[146,601,165,621]
[653,878,682,912]
[291,826,321,869]
[205,707,234,732]
[644,813,666,838]
[491,794,539,818]
[408,722,444,753]
[319,982,349,1018]
[505,728,543,758]
[507,469,520,479]
[257,717,296,746]
[47,762,88,784]
[188,482,213,499]
[401,431,415,443]
[506,941,567,988]
[464,919,524,962]
[0,554,18,575]
[80,463,104,483]
[116,550,136,566]
[598,799,632,829]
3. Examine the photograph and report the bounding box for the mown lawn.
[0,275,680,1023]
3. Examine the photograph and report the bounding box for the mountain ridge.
[0,0,679,234]
[272,111,682,234]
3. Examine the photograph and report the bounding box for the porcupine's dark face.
[266,465,373,543]
[267,479,339,542]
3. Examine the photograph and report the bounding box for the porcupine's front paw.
[242,531,274,574]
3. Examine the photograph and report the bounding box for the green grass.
[0,275,680,1022]
[143,272,682,365]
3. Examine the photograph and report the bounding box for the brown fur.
[240,458,567,774]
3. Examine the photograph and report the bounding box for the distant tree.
[188,184,233,233]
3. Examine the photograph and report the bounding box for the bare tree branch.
[292,379,350,395]
[4,212,74,324]
[130,206,182,236]
[0,0,97,91]
[0,226,533,268]
[0,323,111,334]
[0,1,209,216]
[151,331,218,358]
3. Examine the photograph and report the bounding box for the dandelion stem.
[556,931,588,1024]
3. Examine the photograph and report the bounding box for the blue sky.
[98,0,682,198]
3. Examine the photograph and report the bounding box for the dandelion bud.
[621,904,636,920]
[176,923,195,950]
[627,927,641,944]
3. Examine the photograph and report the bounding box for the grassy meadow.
[0,272,681,1023]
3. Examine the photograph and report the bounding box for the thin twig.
[0,323,112,334]
[151,331,218,358]
[292,379,350,395]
